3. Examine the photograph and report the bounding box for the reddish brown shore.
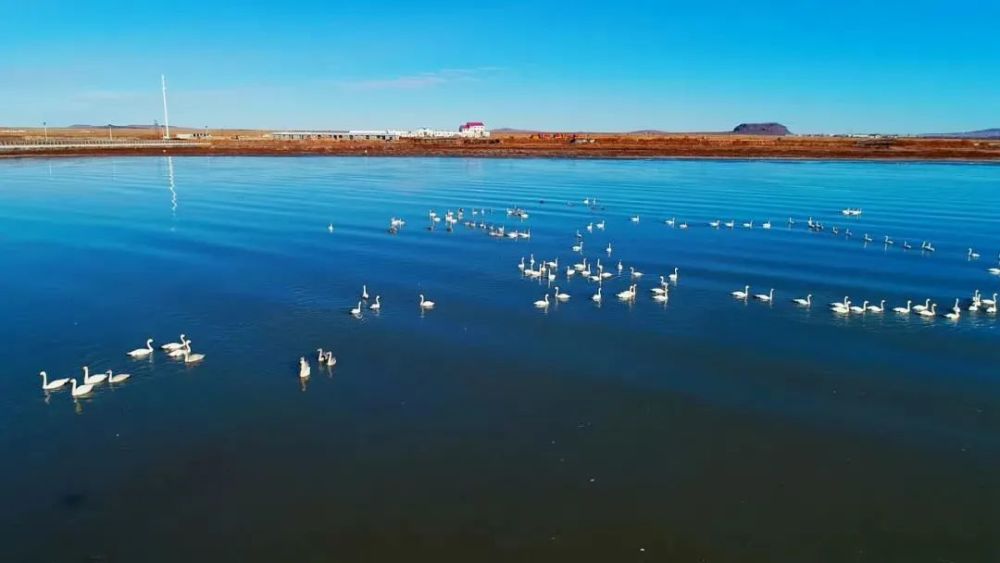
[3,129,1000,161]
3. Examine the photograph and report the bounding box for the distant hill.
[732,123,790,135]
[921,128,1000,139]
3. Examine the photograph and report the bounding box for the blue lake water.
[1,156,998,562]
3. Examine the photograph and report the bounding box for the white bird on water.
[554,287,571,301]
[668,267,679,283]
[107,370,131,383]
[82,366,107,385]
[299,357,311,379]
[361,285,369,300]
[534,294,551,309]
[892,300,912,314]
[70,378,93,398]
[369,296,381,311]
[792,294,812,307]
[754,288,775,302]
[731,286,750,300]
[349,301,363,316]
[867,300,885,313]
[419,294,436,309]
[161,334,187,352]
[127,339,154,358]
[39,371,69,391]
[592,286,603,302]
[182,344,205,363]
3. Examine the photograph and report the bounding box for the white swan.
[968,248,980,260]
[631,215,640,223]
[167,342,188,358]
[829,296,850,309]
[630,267,643,278]
[127,338,154,358]
[912,299,931,313]
[917,304,937,317]
[850,300,869,314]
[832,301,851,314]
[324,351,337,367]
[651,276,667,295]
[534,294,550,309]
[617,284,636,300]
[70,378,93,398]
[724,220,735,229]
[617,260,623,275]
[596,220,606,230]
[107,370,131,383]
[566,266,576,277]
[892,300,911,314]
[361,285,369,300]
[867,300,885,313]
[668,267,679,283]
[517,257,526,271]
[592,286,603,302]
[754,288,774,302]
[951,298,961,315]
[606,243,612,255]
[82,366,107,385]
[182,345,205,363]
[419,294,435,309]
[665,217,676,227]
[369,296,381,311]
[731,285,750,299]
[161,334,187,352]
[349,301,362,316]
[988,267,1000,275]
[944,308,960,320]
[652,292,668,302]
[316,348,327,364]
[981,293,998,307]
[762,220,772,230]
[554,287,570,301]
[299,357,310,379]
[792,294,812,307]
[709,220,720,228]
[743,220,753,229]
[39,371,69,390]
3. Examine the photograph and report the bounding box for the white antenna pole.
[161,74,170,139]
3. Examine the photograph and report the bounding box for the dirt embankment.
[3,132,1000,161]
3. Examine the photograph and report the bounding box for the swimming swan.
[419,294,435,309]
[127,339,154,358]
[107,370,131,383]
[39,371,69,390]
[82,366,107,385]
[161,334,187,352]
[70,378,93,398]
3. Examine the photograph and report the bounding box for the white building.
[459,121,489,138]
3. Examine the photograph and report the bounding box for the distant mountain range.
[921,128,1000,139]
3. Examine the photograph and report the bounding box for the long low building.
[271,130,400,141]
[272,122,489,141]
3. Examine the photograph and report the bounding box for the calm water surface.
[1,157,998,562]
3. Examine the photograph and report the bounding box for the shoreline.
[2,134,999,162]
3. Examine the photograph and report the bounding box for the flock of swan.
[38,334,205,400]
[730,287,997,319]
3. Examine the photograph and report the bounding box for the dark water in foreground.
[1,157,998,562]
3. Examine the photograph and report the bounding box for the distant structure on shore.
[732,122,790,135]
[272,121,490,141]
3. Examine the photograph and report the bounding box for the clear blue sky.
[1,0,997,133]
